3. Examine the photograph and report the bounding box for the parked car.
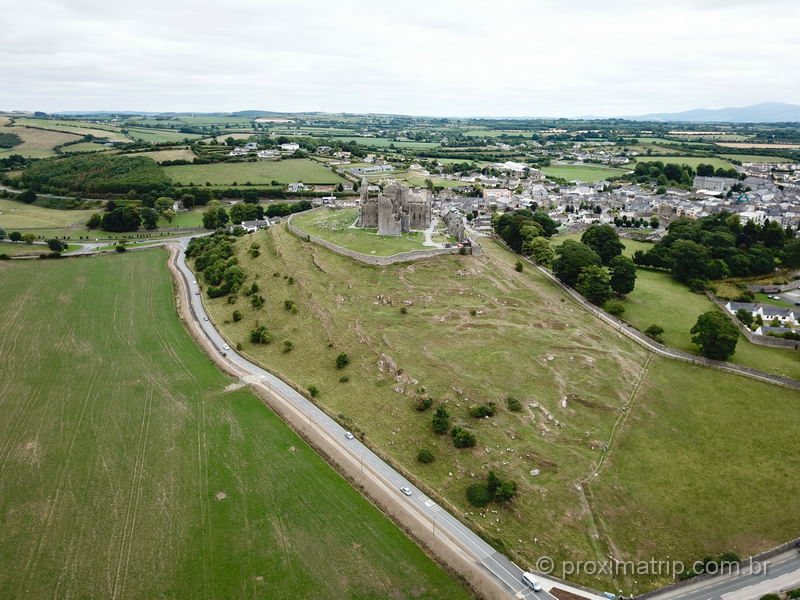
[522,573,542,592]
[344,431,354,440]
[399,486,413,497]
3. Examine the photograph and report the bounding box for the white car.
[203,316,208,321]
[222,344,230,351]
[344,431,354,440]
[769,295,780,300]
[522,572,542,592]
[400,486,413,497]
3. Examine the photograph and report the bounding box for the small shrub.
[451,426,477,448]
[232,310,242,322]
[644,324,664,343]
[0,254,9,260]
[227,295,237,305]
[469,309,477,316]
[604,299,625,317]
[787,589,800,599]
[284,299,297,313]
[282,339,294,353]
[235,342,242,351]
[339,375,349,383]
[688,278,708,293]
[417,449,435,464]
[251,294,265,309]
[250,325,272,344]
[335,353,349,369]
[399,306,408,314]
[760,595,780,600]
[466,483,491,507]
[415,396,434,412]
[287,276,294,284]
[506,396,522,412]
[514,260,523,272]
[469,402,496,418]
[307,385,319,398]
[115,244,127,253]
[431,407,450,434]
[735,290,755,302]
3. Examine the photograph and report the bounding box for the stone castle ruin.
[357,179,432,235]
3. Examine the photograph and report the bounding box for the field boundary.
[287,208,480,265]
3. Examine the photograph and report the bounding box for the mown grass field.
[719,154,793,163]
[124,148,197,163]
[542,165,629,182]
[0,241,80,255]
[196,226,800,592]
[550,233,800,379]
[0,250,470,599]
[126,127,203,143]
[291,208,428,255]
[0,198,97,229]
[62,141,110,153]
[327,136,440,150]
[0,126,82,158]
[164,158,347,186]
[14,118,130,142]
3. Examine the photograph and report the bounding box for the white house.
[280,142,300,152]
[725,301,797,327]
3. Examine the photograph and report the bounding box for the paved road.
[169,237,548,600]
[646,549,800,600]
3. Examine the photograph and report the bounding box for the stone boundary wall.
[492,237,800,390]
[287,208,478,265]
[707,293,800,351]
[748,278,800,293]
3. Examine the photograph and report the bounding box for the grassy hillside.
[0,198,97,229]
[193,225,800,592]
[0,251,469,600]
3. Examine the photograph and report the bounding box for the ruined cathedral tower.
[357,178,432,236]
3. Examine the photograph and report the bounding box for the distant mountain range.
[625,102,800,123]
[50,103,800,123]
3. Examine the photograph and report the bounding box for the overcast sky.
[1,0,798,117]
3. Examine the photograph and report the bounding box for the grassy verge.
[0,251,469,599]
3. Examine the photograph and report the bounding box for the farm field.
[327,136,440,149]
[719,154,793,163]
[62,141,110,153]
[0,126,82,158]
[0,198,96,229]
[290,207,428,255]
[550,234,800,380]
[14,118,130,142]
[124,148,197,163]
[634,155,734,169]
[126,127,202,143]
[542,164,629,182]
[0,250,470,600]
[196,225,800,592]
[160,209,205,228]
[626,137,712,147]
[164,158,347,186]
[401,173,465,188]
[717,142,800,149]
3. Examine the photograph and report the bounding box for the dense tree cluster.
[552,227,637,304]
[466,470,518,507]
[691,311,739,360]
[493,209,559,253]
[627,160,739,188]
[185,231,247,298]
[633,212,793,284]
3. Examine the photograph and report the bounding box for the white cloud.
[0,0,798,116]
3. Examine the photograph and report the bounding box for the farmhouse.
[725,301,798,326]
[240,219,270,232]
[280,142,300,152]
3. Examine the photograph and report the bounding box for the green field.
[14,118,130,142]
[62,141,111,153]
[626,137,712,147]
[160,208,205,228]
[634,155,734,170]
[0,250,470,599]
[291,208,428,255]
[164,158,347,186]
[719,154,792,163]
[0,198,97,229]
[327,136,440,150]
[194,226,800,592]
[542,165,629,182]
[0,241,79,256]
[0,126,83,158]
[126,127,203,143]
[550,234,800,379]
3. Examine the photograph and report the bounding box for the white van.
[522,572,542,592]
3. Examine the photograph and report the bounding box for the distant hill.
[628,102,800,123]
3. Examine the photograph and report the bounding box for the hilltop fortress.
[357,179,432,235]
